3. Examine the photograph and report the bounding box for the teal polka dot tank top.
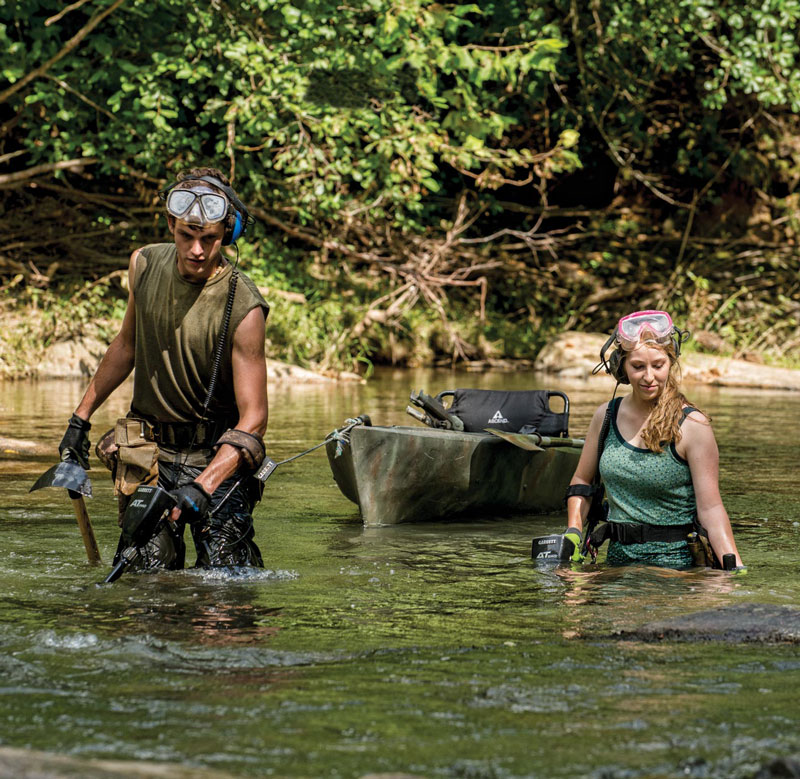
[598,397,696,568]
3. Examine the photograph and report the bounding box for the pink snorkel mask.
[594,310,690,383]
[615,310,675,351]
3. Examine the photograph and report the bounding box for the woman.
[564,310,744,569]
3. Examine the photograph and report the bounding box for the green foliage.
[1,0,799,372]
[548,0,800,195]
[1,0,577,228]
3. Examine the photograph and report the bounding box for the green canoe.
[326,423,584,526]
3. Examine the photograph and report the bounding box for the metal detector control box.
[531,533,575,563]
[254,456,278,483]
[122,484,176,546]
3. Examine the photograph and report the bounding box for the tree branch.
[45,0,95,26]
[0,0,128,105]
[0,149,28,166]
[0,158,98,188]
[42,73,128,128]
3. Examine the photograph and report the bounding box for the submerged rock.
[753,756,800,778]
[615,603,800,643]
[0,746,237,778]
[266,359,364,384]
[0,435,52,459]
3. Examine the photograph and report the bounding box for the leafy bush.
[2,0,799,371]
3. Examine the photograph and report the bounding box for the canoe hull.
[326,425,582,526]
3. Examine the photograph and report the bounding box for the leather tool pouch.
[95,428,119,477]
[687,524,720,568]
[114,418,159,497]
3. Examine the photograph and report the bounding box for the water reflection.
[554,564,741,639]
[2,371,800,777]
[117,580,284,646]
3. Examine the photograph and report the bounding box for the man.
[58,167,269,570]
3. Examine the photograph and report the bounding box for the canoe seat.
[436,389,569,437]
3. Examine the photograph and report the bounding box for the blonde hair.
[624,341,705,453]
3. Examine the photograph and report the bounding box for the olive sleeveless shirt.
[598,396,696,568]
[130,243,269,434]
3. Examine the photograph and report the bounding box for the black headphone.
[160,174,254,245]
[595,327,690,385]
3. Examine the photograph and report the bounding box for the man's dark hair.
[175,166,231,195]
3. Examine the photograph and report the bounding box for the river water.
[1,369,799,778]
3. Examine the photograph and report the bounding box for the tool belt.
[141,418,231,449]
[590,521,695,547]
[98,416,234,498]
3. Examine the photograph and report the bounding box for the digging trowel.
[30,451,101,565]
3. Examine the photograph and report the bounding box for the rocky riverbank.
[5,331,800,392]
[535,332,800,392]
[25,336,365,384]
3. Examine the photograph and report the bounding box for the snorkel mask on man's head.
[595,310,690,385]
[159,172,254,245]
[165,186,229,227]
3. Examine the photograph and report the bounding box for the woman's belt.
[591,521,695,546]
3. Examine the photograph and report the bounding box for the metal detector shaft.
[409,390,464,431]
[104,546,138,584]
[208,456,279,519]
[406,406,438,427]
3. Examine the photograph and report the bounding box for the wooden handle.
[70,495,102,565]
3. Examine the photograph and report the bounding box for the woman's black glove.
[59,414,92,469]
[171,482,212,524]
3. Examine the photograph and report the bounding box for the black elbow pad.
[564,483,596,505]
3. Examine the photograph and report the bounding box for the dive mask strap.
[196,175,255,233]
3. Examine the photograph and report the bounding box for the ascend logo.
[488,410,509,424]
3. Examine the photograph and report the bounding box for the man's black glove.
[59,414,92,469]
[171,481,212,524]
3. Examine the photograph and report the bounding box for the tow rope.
[272,415,369,467]
[210,414,371,514]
